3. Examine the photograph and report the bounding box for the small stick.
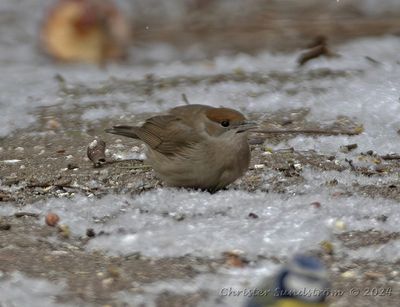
[181,93,190,105]
[105,159,144,165]
[252,129,360,136]
[116,165,152,170]
[14,212,39,218]
[380,154,400,160]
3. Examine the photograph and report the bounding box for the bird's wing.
[106,115,202,155]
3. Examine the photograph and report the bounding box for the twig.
[105,159,144,165]
[14,212,39,218]
[116,165,152,170]
[380,154,400,160]
[252,129,360,136]
[181,93,190,105]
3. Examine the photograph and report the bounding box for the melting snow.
[1,186,399,259]
[0,272,72,307]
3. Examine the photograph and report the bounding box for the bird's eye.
[221,120,230,127]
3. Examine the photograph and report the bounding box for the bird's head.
[203,107,257,138]
[277,254,330,303]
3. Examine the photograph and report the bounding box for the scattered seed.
[46,119,61,130]
[107,266,121,278]
[248,212,259,219]
[223,250,247,268]
[375,215,388,222]
[320,240,334,255]
[364,271,385,280]
[173,213,185,221]
[86,228,96,237]
[67,163,79,170]
[310,202,321,209]
[102,277,114,288]
[341,270,357,279]
[57,224,70,238]
[340,143,358,153]
[335,220,346,231]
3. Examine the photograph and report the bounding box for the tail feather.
[105,125,140,139]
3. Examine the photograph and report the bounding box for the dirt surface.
[1,68,400,305]
[131,0,400,56]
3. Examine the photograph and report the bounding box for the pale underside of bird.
[106,104,257,192]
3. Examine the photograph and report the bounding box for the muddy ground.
[1,69,400,306]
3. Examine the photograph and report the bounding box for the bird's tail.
[105,125,140,139]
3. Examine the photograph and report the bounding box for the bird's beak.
[235,121,259,133]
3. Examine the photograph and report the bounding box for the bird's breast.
[145,134,250,190]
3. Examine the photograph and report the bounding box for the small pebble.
[45,213,60,227]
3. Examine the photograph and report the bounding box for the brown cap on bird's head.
[204,107,257,136]
[205,107,246,124]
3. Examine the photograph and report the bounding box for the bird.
[41,0,131,64]
[246,255,330,307]
[105,104,257,192]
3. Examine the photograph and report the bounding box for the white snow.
[1,186,399,260]
[0,272,72,307]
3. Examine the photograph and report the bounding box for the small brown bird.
[106,104,256,192]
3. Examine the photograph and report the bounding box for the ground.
[1,72,400,305]
[1,1,400,306]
